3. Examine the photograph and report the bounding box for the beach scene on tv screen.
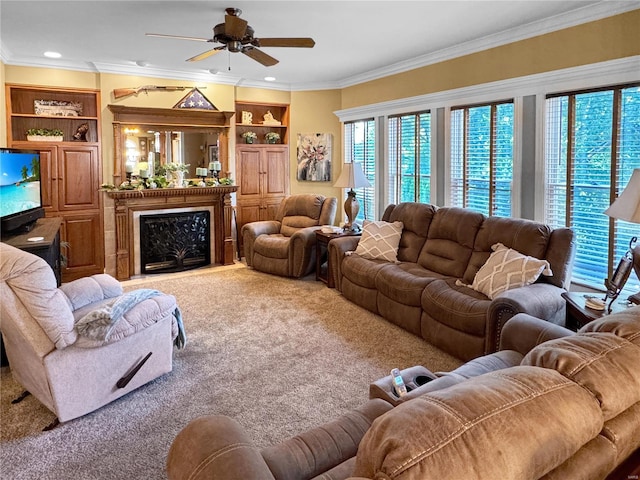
[0,152,41,218]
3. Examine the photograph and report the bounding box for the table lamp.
[333,162,371,232]
[604,168,640,307]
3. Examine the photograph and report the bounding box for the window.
[388,111,431,204]
[450,101,514,216]
[545,84,640,294]
[344,119,376,222]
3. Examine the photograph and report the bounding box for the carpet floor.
[0,265,461,479]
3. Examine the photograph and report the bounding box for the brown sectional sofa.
[166,307,640,480]
[328,202,576,360]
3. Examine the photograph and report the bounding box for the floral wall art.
[297,133,332,182]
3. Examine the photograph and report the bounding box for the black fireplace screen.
[140,211,210,274]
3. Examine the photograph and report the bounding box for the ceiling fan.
[146,7,315,67]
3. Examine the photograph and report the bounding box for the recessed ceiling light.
[44,51,61,59]
[208,69,218,75]
[135,60,149,67]
[264,76,276,82]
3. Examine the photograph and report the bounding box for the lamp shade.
[605,169,640,224]
[333,162,371,189]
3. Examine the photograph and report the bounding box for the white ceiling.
[0,1,636,91]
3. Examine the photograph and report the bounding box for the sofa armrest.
[499,313,574,355]
[167,415,276,480]
[58,274,123,312]
[241,221,282,266]
[261,399,392,480]
[328,236,362,291]
[485,283,567,354]
[289,226,323,277]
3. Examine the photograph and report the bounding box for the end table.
[562,291,632,330]
[315,230,360,287]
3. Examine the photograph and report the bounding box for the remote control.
[391,368,407,397]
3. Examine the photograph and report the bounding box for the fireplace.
[139,211,211,274]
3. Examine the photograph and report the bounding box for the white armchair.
[0,242,183,428]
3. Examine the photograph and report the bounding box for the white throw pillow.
[469,243,552,299]
[354,220,404,262]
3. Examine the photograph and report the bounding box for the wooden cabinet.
[236,144,290,253]
[6,84,103,282]
[235,101,289,145]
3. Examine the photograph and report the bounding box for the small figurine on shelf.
[73,123,89,141]
[262,110,281,125]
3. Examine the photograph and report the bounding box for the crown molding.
[335,56,640,122]
[335,2,639,89]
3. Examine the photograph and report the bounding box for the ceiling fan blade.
[255,38,315,48]
[146,33,210,42]
[186,46,225,62]
[225,14,248,39]
[242,47,278,67]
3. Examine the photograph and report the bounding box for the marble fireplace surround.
[105,186,237,280]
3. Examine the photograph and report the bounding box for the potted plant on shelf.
[242,131,257,144]
[265,132,280,144]
[26,128,64,142]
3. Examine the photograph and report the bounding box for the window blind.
[544,84,640,294]
[388,111,431,205]
[344,119,376,222]
[450,101,514,216]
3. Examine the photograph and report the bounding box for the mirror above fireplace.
[108,105,234,186]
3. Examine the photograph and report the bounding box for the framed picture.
[208,145,219,163]
[296,133,332,182]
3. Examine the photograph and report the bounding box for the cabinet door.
[263,146,289,198]
[237,147,262,199]
[60,211,104,282]
[57,145,100,211]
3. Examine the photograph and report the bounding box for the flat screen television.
[0,148,45,234]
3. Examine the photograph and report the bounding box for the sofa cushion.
[353,367,603,480]
[387,202,437,262]
[0,243,77,349]
[466,243,552,300]
[421,277,490,336]
[354,220,404,262]
[277,194,323,221]
[376,263,443,307]
[522,332,640,421]
[342,254,391,290]
[280,216,320,237]
[463,216,551,284]
[72,294,178,348]
[417,207,484,278]
[253,235,290,259]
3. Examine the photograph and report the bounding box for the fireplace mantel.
[106,185,238,280]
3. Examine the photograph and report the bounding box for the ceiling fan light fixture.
[228,40,242,53]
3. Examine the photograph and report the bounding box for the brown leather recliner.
[241,194,337,278]
[167,307,640,480]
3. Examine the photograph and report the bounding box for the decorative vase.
[173,171,184,188]
[267,138,277,144]
[245,138,254,144]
